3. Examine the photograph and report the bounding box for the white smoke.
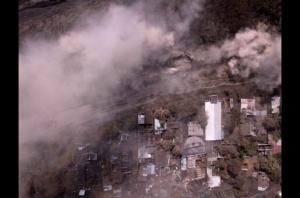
[20,5,172,143]
[192,26,281,90]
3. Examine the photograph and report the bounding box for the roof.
[79,189,85,196]
[181,157,187,171]
[241,98,255,115]
[142,163,156,176]
[205,101,223,141]
[138,113,145,125]
[207,167,221,188]
[138,146,153,159]
[271,96,281,113]
[183,136,205,157]
[187,155,197,168]
[241,98,255,110]
[188,122,204,136]
[154,118,167,131]
[240,123,256,136]
[103,185,113,191]
[184,136,205,148]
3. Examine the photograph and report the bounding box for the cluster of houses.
[72,94,281,197]
[134,95,281,194]
[239,96,281,192]
[136,95,224,192]
[74,144,101,197]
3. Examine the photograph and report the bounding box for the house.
[138,113,145,125]
[268,135,282,154]
[207,166,221,188]
[230,98,234,109]
[141,163,156,176]
[272,139,282,154]
[253,110,267,117]
[80,152,97,162]
[240,122,256,137]
[103,185,113,192]
[195,158,206,179]
[112,188,122,198]
[257,172,270,191]
[241,98,255,116]
[138,111,154,127]
[257,143,272,156]
[183,136,206,157]
[120,133,129,142]
[79,189,86,196]
[205,100,223,141]
[154,118,167,134]
[181,157,187,171]
[77,143,90,151]
[241,156,257,172]
[271,96,281,114]
[103,176,113,192]
[138,145,154,163]
[254,97,268,118]
[207,150,222,162]
[182,136,206,178]
[188,122,204,137]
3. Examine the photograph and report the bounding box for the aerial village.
[71,94,281,198]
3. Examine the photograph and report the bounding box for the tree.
[227,158,242,178]
[171,145,182,157]
[168,104,177,118]
[159,139,175,152]
[258,155,281,183]
[262,115,281,132]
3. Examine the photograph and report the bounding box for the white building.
[271,96,281,114]
[205,101,223,141]
[79,189,85,196]
[207,166,221,188]
[138,113,145,125]
[154,118,167,134]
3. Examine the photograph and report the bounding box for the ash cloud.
[192,25,281,91]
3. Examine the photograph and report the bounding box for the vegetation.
[258,155,281,183]
[262,114,281,132]
[159,139,175,152]
[171,145,182,157]
[238,137,257,157]
[190,0,281,45]
[262,114,281,142]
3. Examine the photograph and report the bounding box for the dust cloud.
[192,24,281,90]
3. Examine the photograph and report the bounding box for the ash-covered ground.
[19,0,281,198]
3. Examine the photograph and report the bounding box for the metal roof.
[205,101,223,141]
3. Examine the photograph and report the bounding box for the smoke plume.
[192,25,281,90]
